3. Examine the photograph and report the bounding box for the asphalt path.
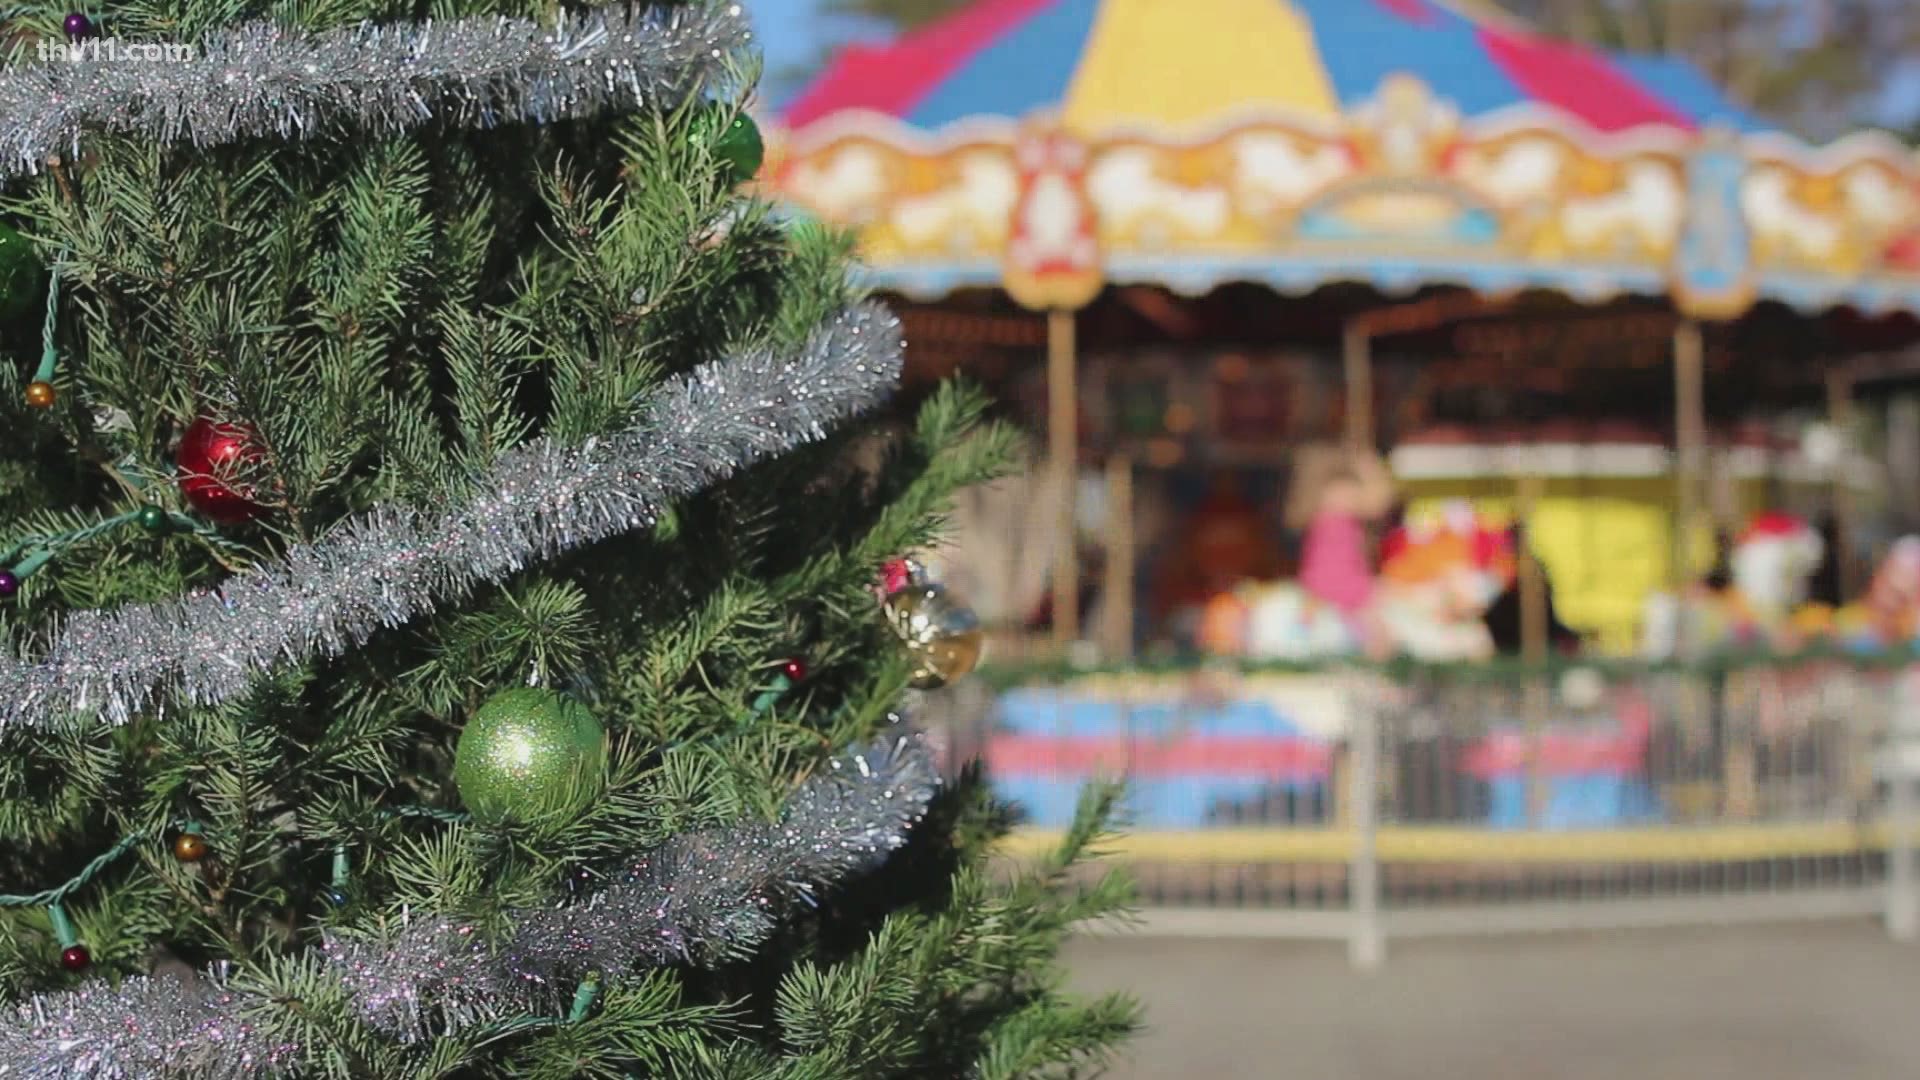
[1066,922,1920,1079]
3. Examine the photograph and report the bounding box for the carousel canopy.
[784,0,1762,137]
[768,0,1920,319]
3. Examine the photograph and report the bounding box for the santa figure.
[1724,511,1825,640]
[1641,513,1827,660]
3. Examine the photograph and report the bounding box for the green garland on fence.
[977,645,1920,690]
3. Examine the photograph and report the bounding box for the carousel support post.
[1827,366,1858,601]
[1673,321,1707,590]
[1677,319,1750,817]
[1342,293,1507,452]
[1889,737,1920,941]
[1517,472,1551,825]
[1048,308,1080,648]
[1343,321,1375,451]
[1346,685,1385,971]
[1339,312,1381,842]
[1102,450,1135,662]
[1672,320,1720,806]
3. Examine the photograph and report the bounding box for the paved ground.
[1065,921,1920,1079]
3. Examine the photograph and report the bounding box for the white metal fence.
[941,658,1920,967]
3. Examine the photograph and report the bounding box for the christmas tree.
[0,3,1135,1074]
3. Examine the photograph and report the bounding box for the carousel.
[764,0,1920,836]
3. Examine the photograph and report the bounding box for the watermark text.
[36,38,197,63]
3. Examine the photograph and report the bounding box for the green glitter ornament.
[453,688,606,824]
[0,222,43,323]
[134,505,171,535]
[694,105,764,184]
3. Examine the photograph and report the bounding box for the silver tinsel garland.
[0,732,940,1078]
[0,303,904,734]
[0,3,751,181]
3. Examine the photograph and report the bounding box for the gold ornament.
[172,832,209,863]
[24,380,56,409]
[883,583,984,688]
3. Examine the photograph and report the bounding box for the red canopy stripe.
[782,0,1065,129]
[1477,26,1695,132]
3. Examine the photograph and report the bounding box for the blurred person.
[1290,445,1394,645]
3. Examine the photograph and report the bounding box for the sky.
[753,0,860,107]
[753,0,824,69]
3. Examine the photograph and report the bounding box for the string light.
[0,506,209,601]
[22,254,62,411]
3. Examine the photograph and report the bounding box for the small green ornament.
[454,688,606,824]
[0,222,43,323]
[696,106,764,183]
[135,505,171,535]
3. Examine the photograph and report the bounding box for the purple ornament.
[62,12,91,37]
[0,570,18,598]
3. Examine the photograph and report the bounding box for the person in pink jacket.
[1293,449,1394,650]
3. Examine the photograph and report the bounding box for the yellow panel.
[1399,477,1675,502]
[1397,491,1666,653]
[1529,498,1671,651]
[1402,490,1720,653]
[1060,0,1340,138]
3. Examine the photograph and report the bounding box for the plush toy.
[1640,579,1730,660]
[1198,578,1361,662]
[1199,448,1396,662]
[1374,502,1513,661]
[1243,580,1363,659]
[1728,512,1825,622]
[1724,511,1825,644]
[1835,536,1920,652]
[1641,511,1824,658]
[1197,588,1252,656]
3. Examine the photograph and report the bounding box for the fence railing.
[935,657,1920,967]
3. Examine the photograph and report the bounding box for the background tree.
[819,0,966,30]
[1486,0,1920,137]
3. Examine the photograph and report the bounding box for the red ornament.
[59,944,90,971]
[781,656,809,683]
[176,416,266,524]
[881,559,916,595]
